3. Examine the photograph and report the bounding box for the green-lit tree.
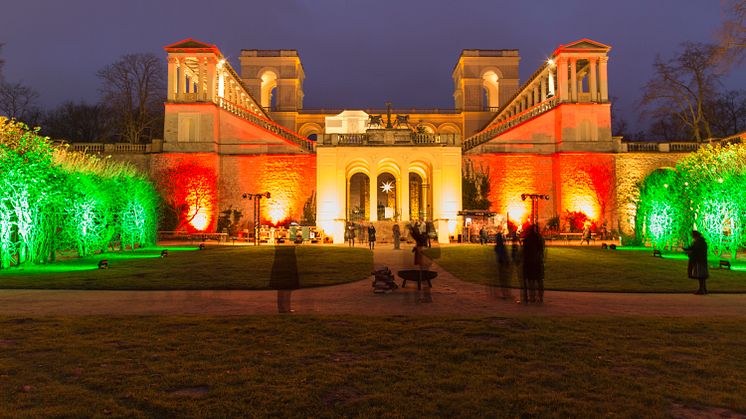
[636,168,690,250]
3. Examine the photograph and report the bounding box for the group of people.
[493,225,546,304]
[345,220,436,251]
[345,222,377,250]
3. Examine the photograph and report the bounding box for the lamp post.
[242,192,271,245]
[521,193,550,226]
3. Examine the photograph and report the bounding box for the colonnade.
[165,50,263,116]
[493,42,610,125]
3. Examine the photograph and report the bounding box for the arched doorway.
[348,172,369,222]
[376,172,397,221]
[409,173,424,221]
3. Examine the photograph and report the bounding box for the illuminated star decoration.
[380,181,394,193]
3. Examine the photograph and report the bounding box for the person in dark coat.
[392,223,401,250]
[479,227,488,245]
[494,232,513,300]
[368,224,376,250]
[346,222,356,247]
[683,230,709,295]
[522,224,545,303]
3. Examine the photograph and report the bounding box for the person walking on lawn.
[684,230,709,295]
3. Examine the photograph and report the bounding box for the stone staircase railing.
[462,96,558,151]
[217,97,315,152]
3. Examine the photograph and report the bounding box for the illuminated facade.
[90,38,707,243]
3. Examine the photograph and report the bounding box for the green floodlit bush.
[0,118,159,269]
[636,143,746,259]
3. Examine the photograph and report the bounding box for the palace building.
[93,38,701,243]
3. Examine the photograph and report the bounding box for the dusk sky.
[1,0,742,131]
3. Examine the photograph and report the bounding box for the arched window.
[260,71,278,110]
[482,70,500,110]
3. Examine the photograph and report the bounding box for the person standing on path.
[480,227,488,245]
[684,230,709,295]
[392,223,401,250]
[368,224,376,250]
[494,232,513,300]
[346,222,356,248]
[269,245,300,313]
[522,225,545,303]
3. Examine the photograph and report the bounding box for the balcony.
[318,130,459,147]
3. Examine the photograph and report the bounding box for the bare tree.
[0,43,5,82]
[42,101,112,142]
[707,89,746,136]
[717,0,746,67]
[0,80,40,123]
[97,53,165,144]
[642,43,721,142]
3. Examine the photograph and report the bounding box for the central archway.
[376,172,397,221]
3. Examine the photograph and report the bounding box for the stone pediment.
[164,38,221,54]
[553,39,611,55]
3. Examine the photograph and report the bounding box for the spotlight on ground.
[161,249,169,258]
[199,243,206,251]
[609,244,617,250]
[98,259,109,269]
[719,260,732,270]
[653,249,662,258]
[601,243,608,249]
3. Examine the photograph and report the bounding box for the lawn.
[1,316,745,417]
[0,246,372,290]
[428,245,746,293]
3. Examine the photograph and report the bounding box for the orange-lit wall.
[152,153,316,231]
[467,154,554,223]
[220,154,316,227]
[468,152,618,228]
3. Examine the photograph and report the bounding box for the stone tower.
[452,49,521,136]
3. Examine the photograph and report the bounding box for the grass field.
[1,315,745,417]
[0,246,372,290]
[428,245,746,293]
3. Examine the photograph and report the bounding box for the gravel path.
[1,248,744,317]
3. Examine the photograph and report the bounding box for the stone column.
[533,85,539,105]
[206,58,216,102]
[400,173,410,222]
[369,171,378,222]
[558,58,568,101]
[540,76,547,102]
[176,58,185,100]
[570,58,578,102]
[599,57,609,102]
[197,57,206,100]
[167,57,177,101]
[589,58,598,102]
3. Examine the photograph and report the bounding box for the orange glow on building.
[188,205,212,231]
[227,154,317,227]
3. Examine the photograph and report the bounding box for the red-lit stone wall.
[150,153,220,232]
[468,152,618,229]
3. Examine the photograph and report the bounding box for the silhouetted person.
[480,227,488,245]
[581,225,592,245]
[684,230,709,295]
[425,220,435,248]
[522,224,545,303]
[510,232,524,302]
[368,224,376,250]
[392,223,401,250]
[269,245,300,313]
[494,232,513,300]
[346,223,356,247]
